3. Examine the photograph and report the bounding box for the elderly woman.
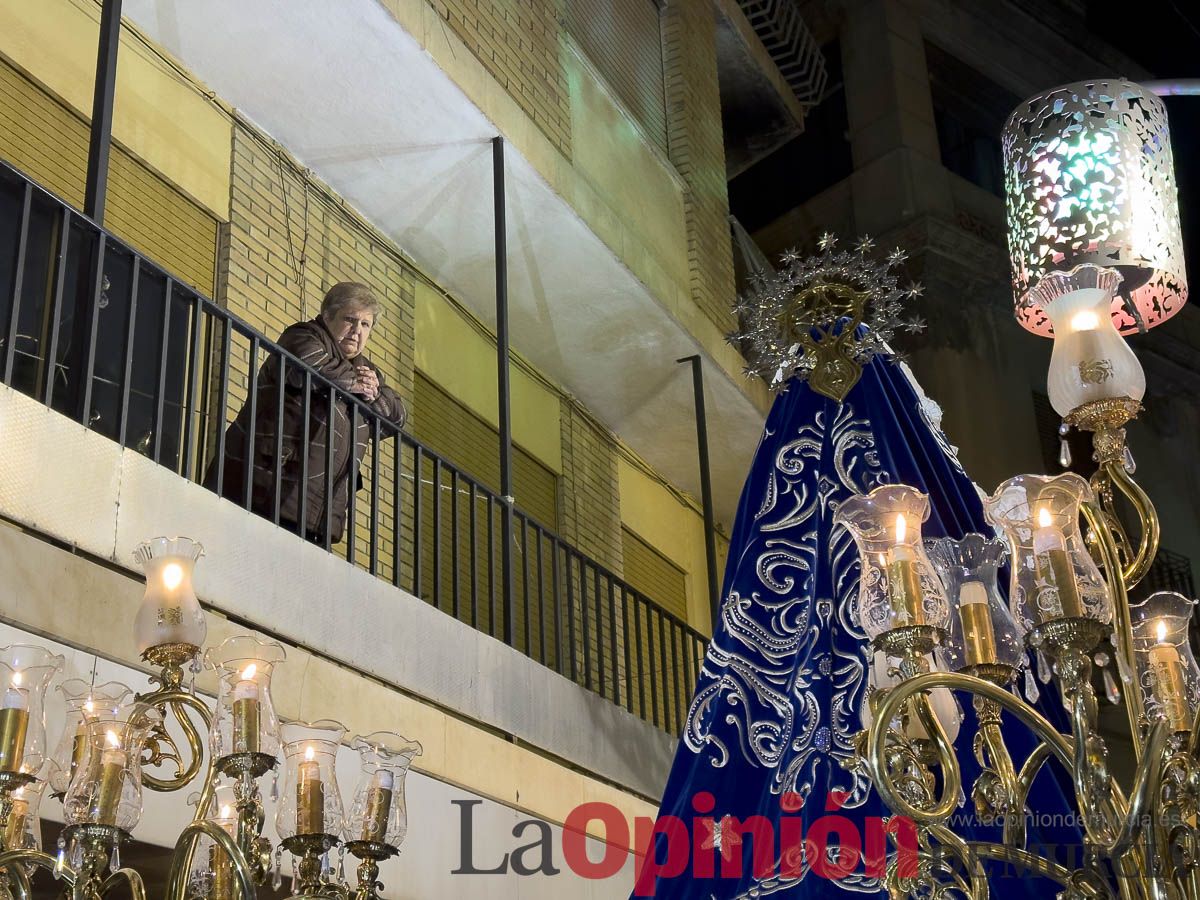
[204,282,407,545]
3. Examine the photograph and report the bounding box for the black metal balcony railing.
[0,159,707,736]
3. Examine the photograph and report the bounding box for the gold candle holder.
[296,747,325,835]
[886,515,925,626]
[231,665,261,755]
[361,770,394,843]
[958,581,997,667]
[0,675,30,773]
[1033,507,1083,620]
[1149,622,1191,732]
[92,729,128,826]
[3,788,28,850]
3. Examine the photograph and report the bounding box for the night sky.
[1087,0,1200,283]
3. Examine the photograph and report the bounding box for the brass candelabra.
[0,539,421,900]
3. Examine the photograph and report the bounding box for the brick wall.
[215,118,418,573]
[431,0,571,157]
[559,401,623,574]
[662,0,737,335]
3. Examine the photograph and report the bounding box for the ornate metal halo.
[730,233,924,401]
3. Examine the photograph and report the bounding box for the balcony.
[0,159,705,788]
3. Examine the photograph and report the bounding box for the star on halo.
[817,231,838,251]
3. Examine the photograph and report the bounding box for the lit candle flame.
[894,514,907,544]
[10,672,22,688]
[1038,507,1053,529]
[162,563,184,591]
[1070,310,1100,332]
[304,745,315,762]
[220,804,233,819]
[105,729,121,749]
[1157,620,1168,643]
[84,698,94,714]
[240,663,257,681]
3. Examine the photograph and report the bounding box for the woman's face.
[325,305,375,357]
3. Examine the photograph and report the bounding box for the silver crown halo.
[729,232,925,401]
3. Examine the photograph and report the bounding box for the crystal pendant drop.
[272,846,284,891]
[956,782,967,809]
[1058,422,1072,468]
[68,839,84,871]
[337,845,347,883]
[1024,666,1040,704]
[109,842,120,874]
[1037,650,1053,684]
[1102,665,1121,705]
[54,839,66,880]
[1123,445,1136,474]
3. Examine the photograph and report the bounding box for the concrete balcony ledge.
[0,383,676,800]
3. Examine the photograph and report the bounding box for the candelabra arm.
[0,849,75,885]
[926,825,990,898]
[164,820,257,900]
[100,867,147,900]
[135,687,212,793]
[1097,460,1160,589]
[1004,741,1053,848]
[5,858,30,900]
[868,671,1069,824]
[972,695,1020,827]
[1082,501,1147,761]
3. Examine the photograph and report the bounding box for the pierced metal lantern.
[1002,79,1187,337]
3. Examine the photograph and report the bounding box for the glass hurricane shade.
[275,720,346,840]
[47,679,134,794]
[0,644,65,775]
[834,484,950,638]
[62,701,163,831]
[133,537,206,655]
[861,650,962,743]
[984,473,1112,630]
[187,782,240,900]
[3,779,46,851]
[1003,79,1187,337]
[925,534,1024,672]
[1041,268,1146,417]
[345,731,422,848]
[205,636,286,762]
[1131,592,1200,733]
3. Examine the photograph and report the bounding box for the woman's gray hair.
[320,282,381,322]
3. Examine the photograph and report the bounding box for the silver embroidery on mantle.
[685,404,889,785]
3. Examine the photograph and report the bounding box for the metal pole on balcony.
[85,0,123,224]
[493,136,516,647]
[677,355,720,633]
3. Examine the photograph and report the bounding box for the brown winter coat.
[203,317,407,543]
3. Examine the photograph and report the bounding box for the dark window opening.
[926,41,1019,198]
[728,40,851,233]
